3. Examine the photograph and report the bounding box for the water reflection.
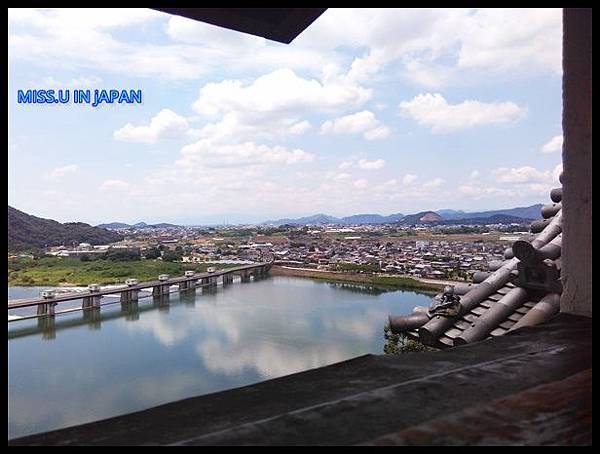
[37,316,55,340]
[122,301,140,321]
[325,281,389,295]
[8,276,433,439]
[154,295,171,313]
[83,307,102,330]
[179,289,197,307]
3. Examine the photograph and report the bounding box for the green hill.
[8,206,123,252]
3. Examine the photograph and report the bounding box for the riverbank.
[271,266,446,292]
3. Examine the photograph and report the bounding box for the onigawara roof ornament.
[428,286,461,318]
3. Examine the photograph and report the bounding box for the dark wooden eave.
[153,8,327,44]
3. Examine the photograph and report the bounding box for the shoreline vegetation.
[7,257,239,287]
[270,265,446,293]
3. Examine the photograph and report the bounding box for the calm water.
[8,276,432,439]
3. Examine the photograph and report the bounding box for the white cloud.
[457,184,515,199]
[193,68,371,118]
[541,134,563,153]
[288,120,312,135]
[9,8,161,30]
[114,109,190,143]
[423,177,445,189]
[469,170,480,179]
[353,179,369,189]
[369,174,455,208]
[40,75,103,89]
[308,8,562,87]
[99,179,130,191]
[50,164,79,178]
[336,157,385,171]
[456,163,562,204]
[399,93,526,133]
[403,60,454,88]
[357,159,385,170]
[493,166,554,184]
[402,174,418,185]
[177,140,314,169]
[526,183,554,193]
[334,172,352,180]
[321,111,389,140]
[364,125,391,140]
[190,69,371,143]
[456,9,562,76]
[457,184,478,196]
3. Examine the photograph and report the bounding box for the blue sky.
[8,8,564,225]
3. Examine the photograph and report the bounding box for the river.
[8,275,433,439]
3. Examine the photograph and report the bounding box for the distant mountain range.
[8,206,123,252]
[418,213,536,226]
[96,222,179,230]
[434,205,544,221]
[262,204,542,226]
[263,213,406,226]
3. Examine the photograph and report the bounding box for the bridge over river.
[8,262,272,317]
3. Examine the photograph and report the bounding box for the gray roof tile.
[388,185,563,349]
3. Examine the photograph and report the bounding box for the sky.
[8,8,564,225]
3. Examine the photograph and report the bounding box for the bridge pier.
[82,284,102,309]
[253,266,268,279]
[37,302,57,316]
[208,276,218,287]
[152,284,171,297]
[222,274,234,285]
[82,295,102,309]
[241,270,253,282]
[120,289,140,304]
[179,280,197,291]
